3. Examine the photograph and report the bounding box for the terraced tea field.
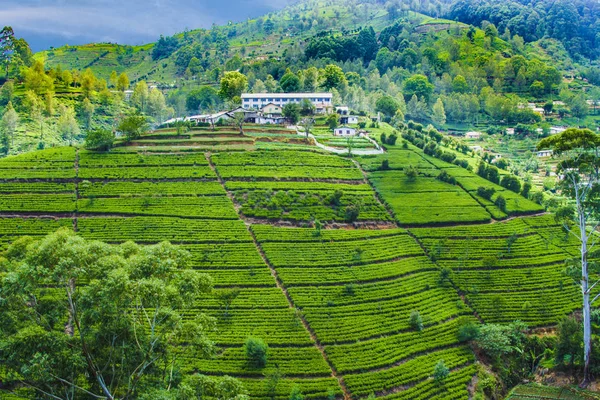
[0,126,584,399]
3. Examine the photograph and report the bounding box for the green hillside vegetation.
[1,120,599,399]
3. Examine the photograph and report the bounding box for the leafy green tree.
[1,101,18,152]
[0,26,15,77]
[109,70,118,88]
[555,316,583,367]
[56,104,80,141]
[321,64,347,91]
[432,98,446,127]
[495,195,507,212]
[409,310,423,331]
[245,337,268,368]
[232,112,246,134]
[538,128,600,386]
[118,114,148,141]
[131,80,149,112]
[219,71,248,101]
[403,74,434,102]
[216,288,241,317]
[303,67,319,92]
[530,80,545,98]
[186,86,221,112]
[0,80,14,106]
[326,113,340,129]
[280,69,301,92]
[81,97,95,131]
[117,72,130,92]
[0,229,219,399]
[433,360,449,383]
[452,75,468,93]
[84,129,114,151]
[500,175,521,193]
[300,98,316,116]
[375,95,399,118]
[22,59,54,95]
[283,103,301,124]
[405,165,418,182]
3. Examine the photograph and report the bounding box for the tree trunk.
[580,211,591,388]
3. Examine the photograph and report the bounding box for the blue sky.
[0,0,292,52]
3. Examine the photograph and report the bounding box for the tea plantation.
[0,126,583,399]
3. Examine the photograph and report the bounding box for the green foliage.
[403,75,434,102]
[555,316,582,366]
[0,228,217,399]
[219,71,248,100]
[476,321,528,360]
[457,321,480,342]
[84,129,114,151]
[326,113,340,129]
[117,114,148,141]
[283,103,301,124]
[289,385,304,400]
[409,310,424,331]
[375,95,399,118]
[433,359,449,383]
[245,337,268,368]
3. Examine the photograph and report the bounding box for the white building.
[241,93,333,114]
[340,115,359,125]
[506,128,515,136]
[334,126,357,136]
[465,131,482,139]
[537,150,554,158]
[550,126,567,135]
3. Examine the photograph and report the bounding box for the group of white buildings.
[164,92,363,135]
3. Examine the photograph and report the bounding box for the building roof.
[335,126,355,130]
[242,92,332,99]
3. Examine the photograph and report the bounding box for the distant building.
[506,128,515,136]
[336,106,349,115]
[241,93,333,114]
[537,150,554,158]
[550,126,567,135]
[334,126,357,136]
[465,131,482,139]
[340,115,359,125]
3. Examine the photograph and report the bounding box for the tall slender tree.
[538,128,600,386]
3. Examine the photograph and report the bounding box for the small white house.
[334,126,357,136]
[537,150,554,158]
[336,106,349,115]
[465,131,482,139]
[506,128,515,136]
[550,126,567,135]
[340,115,359,124]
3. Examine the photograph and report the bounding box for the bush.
[437,171,456,185]
[458,321,480,342]
[409,310,423,331]
[495,195,507,212]
[245,337,268,368]
[380,159,390,170]
[404,165,418,182]
[433,360,449,383]
[387,133,398,145]
[290,385,304,400]
[84,129,114,151]
[500,175,521,193]
[344,203,360,222]
[477,187,495,201]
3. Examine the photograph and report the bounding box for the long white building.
[241,92,333,113]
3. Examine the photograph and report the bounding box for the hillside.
[1,121,594,399]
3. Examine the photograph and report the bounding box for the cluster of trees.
[448,0,600,60]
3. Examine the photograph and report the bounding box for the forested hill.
[447,0,600,61]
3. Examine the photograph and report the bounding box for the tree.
[131,81,149,112]
[300,98,316,116]
[375,95,399,118]
[433,360,449,383]
[147,88,170,123]
[283,103,301,124]
[301,117,314,141]
[1,101,18,152]
[409,310,423,331]
[80,68,97,98]
[0,80,14,106]
[530,80,545,98]
[109,70,118,88]
[405,165,418,182]
[543,101,554,115]
[452,75,468,93]
[117,72,130,92]
[555,316,583,367]
[495,195,507,212]
[321,64,347,91]
[118,114,148,141]
[84,129,114,151]
[538,128,600,386]
[0,26,15,77]
[187,86,220,112]
[326,113,339,129]
[56,104,80,141]
[432,98,446,127]
[403,74,434,102]
[219,71,248,101]
[23,59,54,95]
[216,288,241,317]
[280,69,301,92]
[303,67,319,92]
[0,228,225,399]
[245,337,268,368]
[232,112,246,134]
[82,97,95,131]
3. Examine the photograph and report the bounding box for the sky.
[0,0,292,52]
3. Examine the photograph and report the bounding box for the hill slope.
[0,123,587,399]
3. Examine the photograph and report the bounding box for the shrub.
[404,165,418,182]
[458,321,480,342]
[380,133,387,144]
[433,360,449,383]
[344,203,360,222]
[245,337,268,368]
[387,133,398,145]
[409,310,423,331]
[343,283,355,296]
[500,175,521,193]
[380,159,390,170]
[85,129,114,151]
[290,385,304,400]
[437,171,456,185]
[495,195,507,212]
[477,187,495,201]
[521,182,532,198]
